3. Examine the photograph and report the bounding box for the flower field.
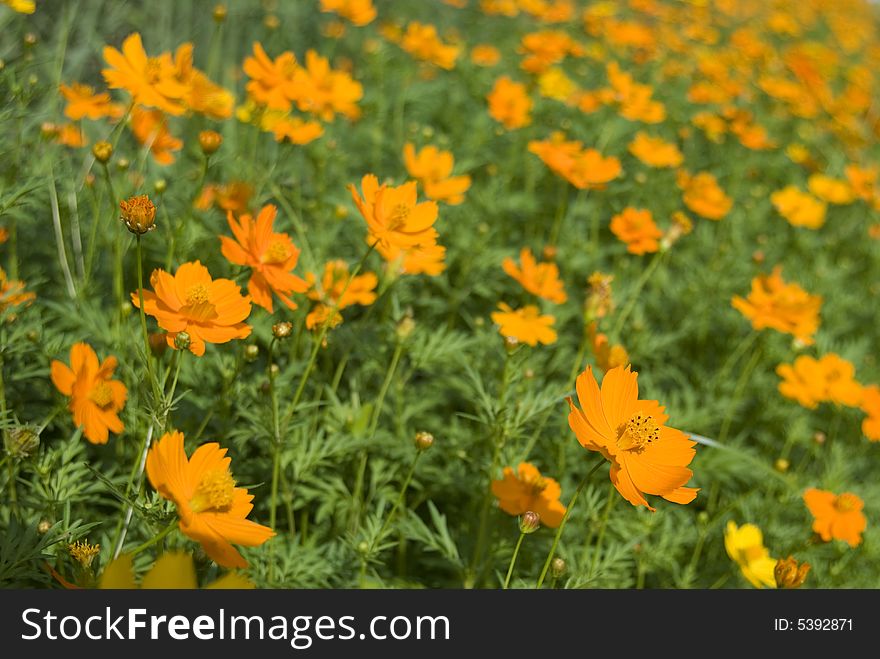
[0,0,878,590]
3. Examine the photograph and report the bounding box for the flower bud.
[503,335,520,354]
[154,179,167,194]
[119,195,157,235]
[213,4,227,22]
[272,321,293,339]
[68,540,100,569]
[244,344,260,362]
[116,157,130,171]
[774,556,810,589]
[174,331,191,351]
[92,141,113,164]
[550,557,566,578]
[396,315,416,341]
[38,520,52,534]
[813,431,826,445]
[520,511,540,534]
[4,425,40,459]
[199,130,223,155]
[414,431,434,452]
[148,332,168,357]
[264,13,280,30]
[774,457,789,473]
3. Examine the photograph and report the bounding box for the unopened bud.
[38,520,52,534]
[542,245,558,261]
[92,141,113,164]
[520,511,540,534]
[264,13,280,30]
[244,344,260,362]
[115,157,130,171]
[504,335,520,354]
[119,195,157,235]
[774,457,790,473]
[4,425,40,459]
[174,331,191,351]
[550,557,566,578]
[272,321,293,339]
[775,556,810,589]
[813,431,826,445]
[213,4,227,22]
[414,431,434,452]
[154,179,167,194]
[396,315,416,341]
[199,130,223,155]
[68,541,100,569]
[148,332,168,357]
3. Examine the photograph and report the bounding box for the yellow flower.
[100,551,254,589]
[724,521,777,589]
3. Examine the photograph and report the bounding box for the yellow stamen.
[617,412,660,452]
[185,283,210,306]
[263,240,289,265]
[190,469,236,513]
[68,540,100,569]
[835,493,859,512]
[387,203,411,230]
[89,381,114,408]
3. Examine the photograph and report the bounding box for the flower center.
[387,203,411,230]
[834,493,859,512]
[190,469,236,513]
[146,57,163,84]
[617,412,660,452]
[526,475,548,496]
[185,283,210,306]
[263,240,289,264]
[89,381,114,408]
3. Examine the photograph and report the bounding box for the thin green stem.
[588,482,616,579]
[536,456,605,589]
[136,235,161,405]
[611,251,665,338]
[503,532,526,589]
[373,451,421,551]
[101,163,124,315]
[267,337,283,584]
[547,178,568,248]
[717,343,763,445]
[712,332,758,390]
[128,520,176,557]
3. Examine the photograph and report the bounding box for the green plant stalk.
[588,482,616,579]
[0,329,16,513]
[503,532,526,589]
[717,343,763,445]
[536,456,605,589]
[367,451,422,562]
[611,251,665,338]
[351,340,406,532]
[267,338,284,585]
[547,178,569,248]
[101,163,124,315]
[129,520,177,557]
[136,235,161,405]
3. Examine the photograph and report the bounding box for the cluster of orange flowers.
[528,132,621,190]
[732,267,822,345]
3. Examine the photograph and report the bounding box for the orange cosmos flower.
[132,261,252,356]
[403,143,471,205]
[487,76,532,130]
[242,42,298,111]
[194,181,254,214]
[50,343,127,445]
[102,33,187,115]
[131,107,182,165]
[349,174,439,250]
[146,430,274,568]
[565,149,622,190]
[771,186,826,229]
[502,247,567,303]
[587,322,628,373]
[678,171,732,220]
[776,354,863,409]
[860,385,880,441]
[610,207,662,255]
[305,260,378,330]
[491,303,557,346]
[567,365,698,511]
[844,164,877,203]
[471,44,501,67]
[0,267,35,313]
[491,462,566,528]
[59,83,124,121]
[48,123,87,148]
[628,132,683,168]
[528,132,581,180]
[377,241,447,276]
[170,43,234,120]
[400,22,460,70]
[731,266,822,344]
[293,50,363,121]
[803,488,866,548]
[319,0,376,26]
[808,174,854,205]
[220,204,308,313]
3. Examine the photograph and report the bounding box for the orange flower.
[50,343,127,445]
[319,0,376,26]
[242,42,298,111]
[194,181,254,214]
[349,174,439,250]
[808,174,854,205]
[220,204,308,313]
[731,266,822,344]
[102,33,187,115]
[293,50,363,121]
[59,83,124,121]
[860,385,880,441]
[628,132,683,168]
[776,354,863,409]
[471,44,501,67]
[528,132,582,180]
[0,267,35,312]
[565,149,622,190]
[610,207,662,255]
[146,430,274,568]
[49,123,87,148]
[305,260,378,330]
[502,247,567,303]
[771,186,826,229]
[403,143,471,205]
[263,114,324,145]
[567,365,698,511]
[131,107,182,165]
[400,22,460,70]
[588,321,628,373]
[678,171,732,220]
[170,43,234,120]
[844,164,877,203]
[491,303,557,346]
[487,76,532,130]
[491,462,566,528]
[131,261,252,356]
[803,488,866,548]
[377,241,447,276]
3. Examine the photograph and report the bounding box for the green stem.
[371,451,421,552]
[267,338,283,584]
[611,251,665,338]
[128,520,176,557]
[136,235,161,405]
[0,331,16,513]
[536,456,604,589]
[547,178,568,248]
[503,532,526,589]
[717,343,763,445]
[712,332,758,390]
[588,482,616,579]
[102,163,124,316]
